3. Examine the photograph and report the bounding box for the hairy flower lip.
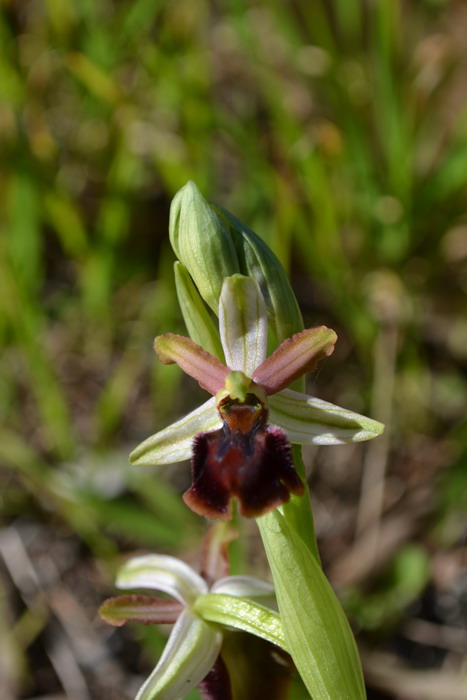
[183,420,303,520]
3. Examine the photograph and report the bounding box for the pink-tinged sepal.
[253,326,337,395]
[154,333,229,395]
[183,413,304,520]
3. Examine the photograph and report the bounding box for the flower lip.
[183,417,303,520]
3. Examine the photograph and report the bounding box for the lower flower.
[99,525,287,700]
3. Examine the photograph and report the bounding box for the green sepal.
[129,396,220,466]
[258,509,366,700]
[169,182,239,313]
[219,274,268,376]
[174,261,225,361]
[212,204,304,343]
[134,608,222,700]
[281,446,321,563]
[269,389,385,445]
[194,593,286,651]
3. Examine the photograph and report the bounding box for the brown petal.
[252,326,337,395]
[99,594,182,627]
[154,333,229,395]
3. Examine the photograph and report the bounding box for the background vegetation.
[1,1,466,698]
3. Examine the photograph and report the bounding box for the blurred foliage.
[1,0,467,697]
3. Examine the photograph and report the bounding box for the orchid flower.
[131,275,383,520]
[99,536,285,700]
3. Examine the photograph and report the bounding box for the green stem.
[281,446,320,563]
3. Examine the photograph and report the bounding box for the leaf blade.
[258,510,366,700]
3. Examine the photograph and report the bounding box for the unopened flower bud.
[212,204,303,343]
[169,181,239,313]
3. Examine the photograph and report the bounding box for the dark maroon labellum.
[183,396,304,519]
[198,655,232,700]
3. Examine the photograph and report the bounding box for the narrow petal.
[154,333,229,395]
[253,326,337,395]
[211,576,275,598]
[130,397,221,466]
[116,554,208,605]
[99,595,182,626]
[219,275,267,375]
[269,389,385,444]
[135,608,223,700]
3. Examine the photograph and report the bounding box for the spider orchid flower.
[131,275,383,520]
[99,551,283,700]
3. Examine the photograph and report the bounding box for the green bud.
[211,204,304,343]
[174,261,224,361]
[169,181,239,313]
[170,181,304,348]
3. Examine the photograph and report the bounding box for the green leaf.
[194,593,286,650]
[174,261,225,361]
[258,510,366,700]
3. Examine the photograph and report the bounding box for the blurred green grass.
[1,1,467,697]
